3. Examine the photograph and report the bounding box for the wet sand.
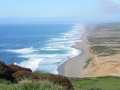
[59,29,89,77]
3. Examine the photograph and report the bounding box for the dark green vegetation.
[1,68,120,90]
[1,72,120,90]
[0,61,74,90]
[0,79,65,90]
[1,61,120,90]
[91,46,119,56]
[88,36,120,56]
[70,76,120,90]
[1,75,120,90]
[88,37,120,44]
[108,29,120,32]
[84,57,93,69]
[87,23,120,56]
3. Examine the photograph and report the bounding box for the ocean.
[0,24,83,74]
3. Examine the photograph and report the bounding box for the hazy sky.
[0,0,120,23]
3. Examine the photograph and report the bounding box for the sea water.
[0,24,83,74]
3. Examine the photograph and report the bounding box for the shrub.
[0,80,65,90]
[48,74,74,90]
[13,71,39,81]
[0,61,13,74]
[0,61,15,82]
[8,64,32,73]
[34,71,50,80]
[91,46,109,54]
[87,88,101,90]
[0,61,33,82]
[84,57,93,69]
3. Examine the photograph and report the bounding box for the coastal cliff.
[80,23,120,77]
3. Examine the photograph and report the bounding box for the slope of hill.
[80,23,120,77]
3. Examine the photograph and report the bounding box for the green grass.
[91,46,109,54]
[106,50,119,56]
[1,71,120,90]
[0,79,67,90]
[0,80,65,90]
[0,71,70,90]
[113,46,120,48]
[0,79,65,90]
[91,46,119,56]
[87,37,102,44]
[108,29,120,32]
[70,76,120,90]
[84,57,93,69]
[88,36,120,44]
[99,22,120,26]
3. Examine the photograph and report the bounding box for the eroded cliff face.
[80,24,120,77]
[80,53,120,77]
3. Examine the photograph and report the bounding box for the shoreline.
[58,27,89,77]
[80,23,120,77]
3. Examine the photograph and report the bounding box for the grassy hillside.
[0,75,120,90]
[0,79,65,90]
[0,70,72,90]
[70,76,120,90]
[0,61,73,90]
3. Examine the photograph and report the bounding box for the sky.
[0,0,120,23]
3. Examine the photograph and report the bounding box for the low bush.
[91,46,109,54]
[8,64,32,73]
[0,61,15,82]
[0,61,74,90]
[34,71,50,80]
[48,74,74,90]
[84,57,93,69]
[34,71,74,90]
[13,71,39,81]
[0,80,65,90]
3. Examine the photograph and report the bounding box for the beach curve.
[59,26,89,77]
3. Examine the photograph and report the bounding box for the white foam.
[43,59,62,63]
[55,42,65,44]
[38,63,58,73]
[6,47,37,54]
[71,48,81,56]
[18,57,44,71]
[49,38,67,41]
[41,48,59,51]
[9,24,84,74]
[14,62,17,65]
[41,47,59,51]
[19,54,57,58]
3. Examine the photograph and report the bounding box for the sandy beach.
[80,24,120,77]
[60,28,89,77]
[60,23,120,78]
